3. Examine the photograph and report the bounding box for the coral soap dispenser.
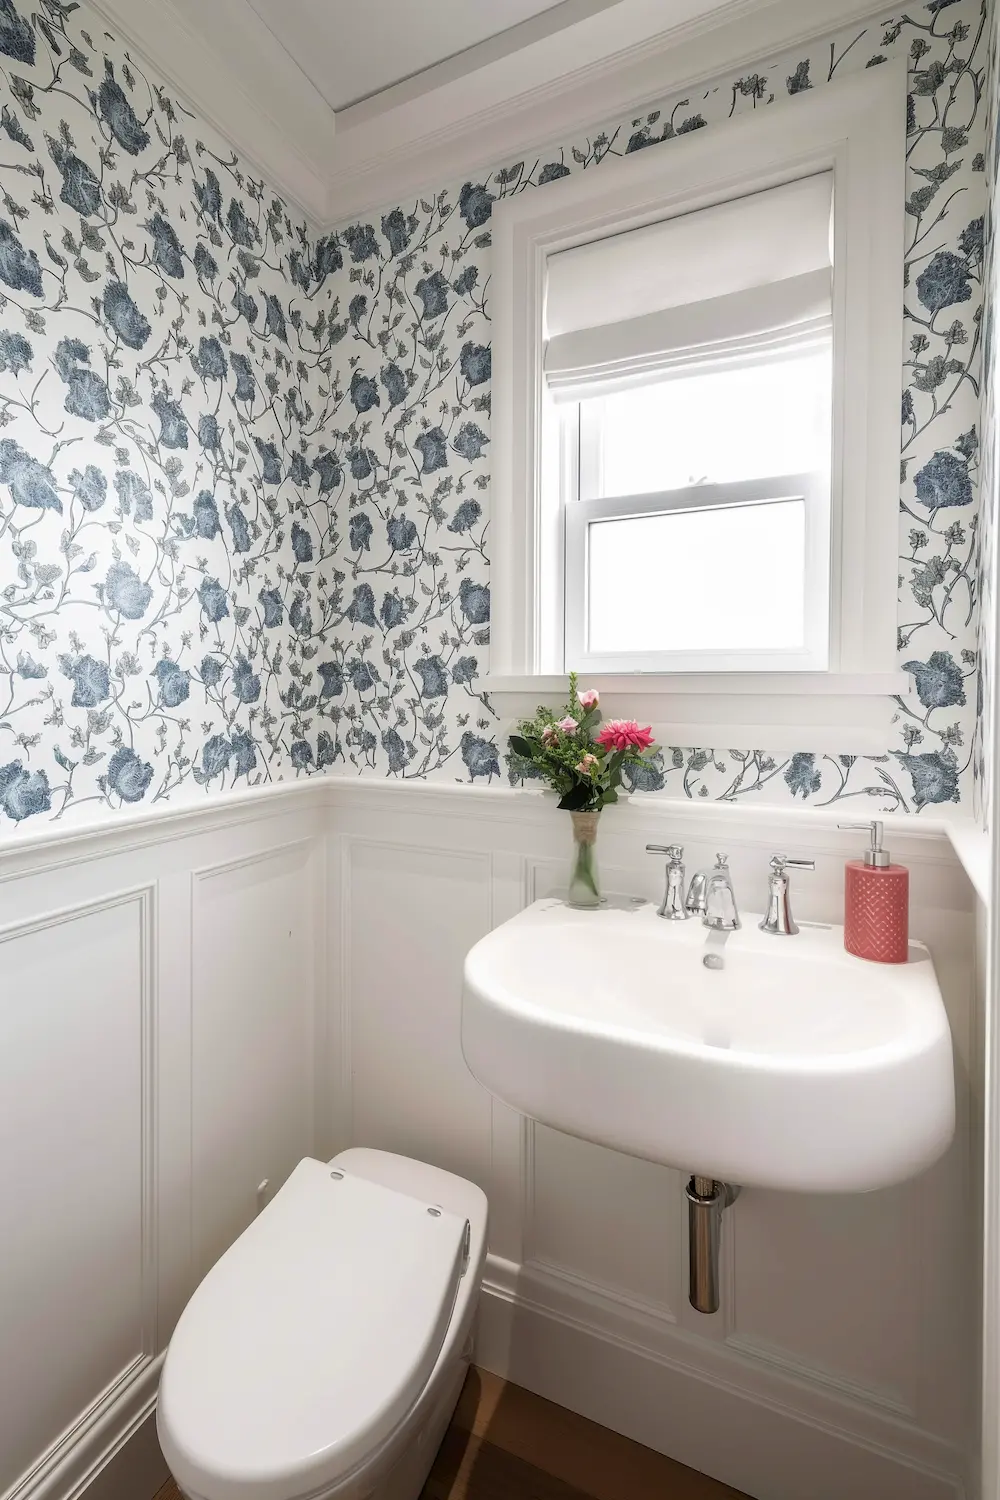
[840,821,909,964]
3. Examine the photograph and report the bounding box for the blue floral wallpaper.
[316,0,989,812]
[0,0,989,830]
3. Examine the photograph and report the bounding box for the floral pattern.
[0,0,989,829]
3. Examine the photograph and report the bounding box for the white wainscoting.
[0,779,982,1500]
[0,785,329,1500]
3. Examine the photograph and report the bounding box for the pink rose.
[597,719,655,752]
[556,716,579,734]
[577,688,600,710]
[576,753,599,775]
[541,725,558,745]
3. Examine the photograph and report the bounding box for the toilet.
[157,1148,488,1500]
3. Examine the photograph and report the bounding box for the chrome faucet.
[759,854,815,936]
[646,843,689,920]
[703,854,740,931]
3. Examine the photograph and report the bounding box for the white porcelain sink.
[462,899,955,1192]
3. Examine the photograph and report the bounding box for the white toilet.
[157,1148,488,1500]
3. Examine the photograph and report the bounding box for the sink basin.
[461,899,955,1192]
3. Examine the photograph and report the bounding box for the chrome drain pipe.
[686,1175,741,1313]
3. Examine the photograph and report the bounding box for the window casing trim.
[489,60,908,751]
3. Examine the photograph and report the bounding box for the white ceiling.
[245,0,584,111]
[89,0,886,228]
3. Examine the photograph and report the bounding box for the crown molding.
[86,0,892,232]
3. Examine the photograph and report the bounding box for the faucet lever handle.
[646,843,683,861]
[769,854,815,875]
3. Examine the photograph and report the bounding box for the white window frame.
[487,62,910,754]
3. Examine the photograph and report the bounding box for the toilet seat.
[157,1158,471,1500]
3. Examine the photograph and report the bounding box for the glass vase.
[568,809,603,908]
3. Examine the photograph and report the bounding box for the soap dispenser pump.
[838,821,909,964]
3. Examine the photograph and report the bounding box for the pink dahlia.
[597,719,655,752]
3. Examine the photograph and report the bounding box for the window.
[489,62,909,752]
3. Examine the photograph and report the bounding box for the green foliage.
[505,672,653,811]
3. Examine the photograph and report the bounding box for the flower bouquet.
[508,673,656,908]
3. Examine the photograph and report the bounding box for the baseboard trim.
[8,1358,164,1500]
[476,1258,965,1500]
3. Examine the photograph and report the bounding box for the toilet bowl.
[157,1148,488,1500]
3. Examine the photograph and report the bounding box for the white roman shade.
[544,172,833,398]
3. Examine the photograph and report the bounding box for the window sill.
[481,672,911,755]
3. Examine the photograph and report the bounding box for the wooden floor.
[153,1367,747,1500]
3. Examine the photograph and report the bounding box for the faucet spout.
[703,854,740,931]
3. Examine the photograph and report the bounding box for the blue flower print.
[264,293,286,342]
[290,739,313,771]
[538,161,570,184]
[232,655,260,703]
[784,752,821,799]
[0,438,60,510]
[458,579,490,624]
[451,656,478,684]
[61,653,110,707]
[415,271,449,319]
[103,281,151,349]
[194,335,227,380]
[104,561,152,619]
[69,465,106,511]
[153,659,190,707]
[0,218,41,295]
[200,734,231,780]
[914,450,972,510]
[198,577,229,623]
[232,285,257,325]
[313,453,342,493]
[226,198,257,248]
[290,452,311,487]
[259,589,283,628]
[453,266,479,296]
[415,427,448,473]
[114,474,153,522]
[230,353,256,402]
[448,499,481,533]
[787,60,812,93]
[350,659,379,692]
[0,761,50,821]
[903,651,967,709]
[915,250,971,315]
[16,653,46,679]
[349,448,372,481]
[349,294,367,327]
[349,512,372,551]
[381,592,405,629]
[414,655,448,698]
[227,504,250,553]
[380,362,408,408]
[387,513,417,551]
[194,243,218,281]
[192,489,220,538]
[105,747,153,804]
[97,63,149,154]
[460,342,491,386]
[382,208,415,255]
[350,371,380,413]
[54,338,110,422]
[894,749,960,808]
[317,730,341,767]
[0,328,31,372]
[151,391,188,448]
[0,103,30,148]
[347,584,377,627]
[254,437,282,483]
[453,423,488,462]
[200,656,223,687]
[344,223,378,261]
[0,0,34,63]
[461,732,499,781]
[459,182,494,229]
[312,235,343,277]
[318,661,344,697]
[291,522,313,563]
[624,755,666,793]
[381,727,409,773]
[49,141,101,217]
[146,213,184,277]
[230,730,257,777]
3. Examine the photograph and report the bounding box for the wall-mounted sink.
[462,899,955,1193]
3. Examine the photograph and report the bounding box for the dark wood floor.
[153,1367,747,1500]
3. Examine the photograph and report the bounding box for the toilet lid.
[158,1158,470,1500]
